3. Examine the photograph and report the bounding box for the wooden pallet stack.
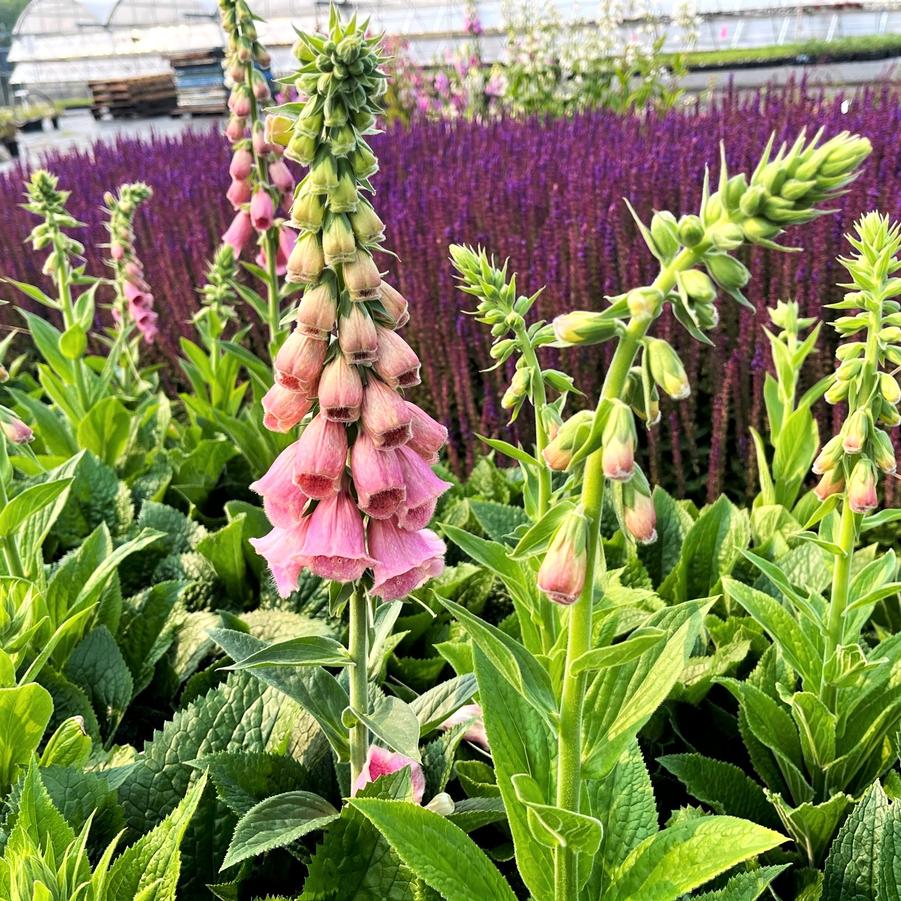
[88,73,177,119]
[169,50,227,116]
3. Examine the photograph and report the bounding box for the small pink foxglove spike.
[374,326,421,389]
[361,378,413,449]
[352,746,425,804]
[297,488,374,582]
[274,329,328,393]
[368,518,445,601]
[249,440,309,528]
[250,189,275,231]
[395,446,452,530]
[404,402,448,462]
[351,431,406,519]
[222,210,254,254]
[292,413,348,498]
[249,517,311,597]
[318,353,363,423]
[262,383,313,432]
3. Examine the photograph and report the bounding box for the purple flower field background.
[2,83,900,501]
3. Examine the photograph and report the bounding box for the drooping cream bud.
[542,410,593,471]
[847,457,878,514]
[553,310,618,346]
[601,401,636,482]
[537,507,589,605]
[646,338,690,400]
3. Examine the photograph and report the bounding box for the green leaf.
[435,597,556,722]
[476,435,536,467]
[448,797,507,833]
[765,790,851,866]
[106,774,208,901]
[351,799,517,901]
[0,683,53,789]
[571,628,666,675]
[196,518,247,603]
[510,501,574,559]
[0,478,73,538]
[607,815,786,901]
[222,791,338,869]
[469,500,529,544]
[226,635,352,669]
[409,674,478,734]
[353,695,421,763]
[772,406,819,507]
[511,772,603,853]
[76,396,132,466]
[691,865,790,900]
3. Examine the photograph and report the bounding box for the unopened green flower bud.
[707,221,744,251]
[646,338,690,400]
[349,200,385,244]
[836,358,863,381]
[309,153,339,194]
[702,193,725,227]
[738,185,767,218]
[553,310,618,346]
[350,141,378,179]
[650,211,680,260]
[872,429,897,474]
[502,367,530,410]
[842,408,871,454]
[330,124,357,157]
[678,215,705,248]
[878,398,901,427]
[704,253,750,291]
[779,178,815,201]
[490,339,516,361]
[880,371,901,405]
[813,434,844,474]
[679,269,716,304]
[0,366,8,384]
[742,217,781,243]
[327,169,358,213]
[286,131,317,166]
[286,232,324,284]
[825,378,850,404]
[724,173,748,211]
[626,287,662,321]
[322,213,356,265]
[291,188,325,231]
[836,342,865,361]
[543,410,593,471]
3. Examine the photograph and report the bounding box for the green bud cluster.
[104,182,152,266]
[814,213,901,510]
[196,244,240,337]
[23,170,85,273]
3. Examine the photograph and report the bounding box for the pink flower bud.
[226,177,251,210]
[352,745,425,804]
[250,440,309,528]
[343,251,382,301]
[842,409,870,455]
[229,88,251,117]
[338,303,379,364]
[378,280,410,328]
[293,413,348,498]
[123,260,144,283]
[602,402,636,481]
[222,210,253,254]
[252,122,270,155]
[2,417,33,445]
[362,379,413,449]
[537,509,588,605]
[351,431,406,519]
[624,487,657,544]
[250,190,275,231]
[374,326,421,389]
[297,488,374,581]
[274,328,327,393]
[814,468,845,501]
[225,115,246,142]
[543,411,592,471]
[395,446,452,530]
[229,148,253,181]
[813,434,843,474]
[405,402,447,463]
[440,704,488,751]
[368,517,445,601]
[110,241,125,261]
[261,383,313,432]
[318,353,363,422]
[286,232,324,285]
[848,457,878,513]
[295,283,336,339]
[249,518,311,597]
[268,159,294,194]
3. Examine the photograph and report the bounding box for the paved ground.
[1,109,223,171]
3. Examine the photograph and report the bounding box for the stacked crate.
[170,50,227,116]
[88,73,177,119]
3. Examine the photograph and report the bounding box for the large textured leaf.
[606,815,786,900]
[0,683,53,790]
[106,774,208,901]
[767,791,852,867]
[351,799,516,901]
[474,647,554,901]
[692,865,789,900]
[582,599,712,779]
[409,674,477,734]
[222,791,338,869]
[468,500,529,544]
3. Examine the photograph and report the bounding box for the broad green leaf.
[772,406,819,507]
[511,773,603,854]
[571,628,666,675]
[196,518,247,602]
[353,695,421,763]
[0,683,53,789]
[0,478,72,538]
[226,635,352,669]
[766,791,851,867]
[222,791,338,869]
[692,865,790,900]
[351,799,517,901]
[469,500,529,544]
[607,815,786,900]
[510,501,574,559]
[76,396,132,466]
[409,674,478,734]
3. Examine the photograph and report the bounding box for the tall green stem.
[348,586,370,787]
[54,244,89,412]
[517,326,551,518]
[552,245,703,898]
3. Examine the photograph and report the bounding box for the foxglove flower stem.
[348,585,370,785]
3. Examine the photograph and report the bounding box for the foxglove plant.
[247,9,451,788]
[219,0,295,346]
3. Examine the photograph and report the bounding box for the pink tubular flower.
[378,281,410,328]
[262,383,313,432]
[295,283,337,339]
[229,148,253,180]
[250,189,275,231]
[361,379,413,449]
[374,326,421,388]
[258,226,296,275]
[2,417,33,445]
[292,414,348,498]
[298,488,374,581]
[269,159,295,194]
[814,468,844,501]
[395,446,451,530]
[368,517,445,601]
[226,177,251,209]
[318,353,363,423]
[848,457,878,514]
[110,241,125,261]
[537,509,588,605]
[249,440,309,528]
[274,329,328,393]
[440,704,488,752]
[225,115,246,142]
[351,431,406,519]
[223,210,254,254]
[624,491,657,545]
[404,402,448,463]
[249,517,311,597]
[338,303,378,364]
[352,746,425,804]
